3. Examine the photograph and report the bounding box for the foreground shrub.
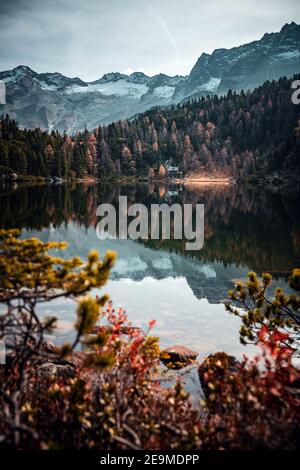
[0,229,200,449]
[226,269,300,352]
[201,333,300,449]
[0,230,300,449]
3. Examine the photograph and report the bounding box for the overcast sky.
[0,0,300,81]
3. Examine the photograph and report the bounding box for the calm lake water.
[1,181,300,367]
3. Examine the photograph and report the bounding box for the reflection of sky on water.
[37,274,257,363]
[36,269,260,399]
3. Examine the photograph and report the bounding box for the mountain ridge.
[173,21,300,101]
[0,22,299,132]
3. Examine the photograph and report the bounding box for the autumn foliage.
[1,74,300,180]
[226,269,300,350]
[0,230,300,449]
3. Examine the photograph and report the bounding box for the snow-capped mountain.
[22,222,244,305]
[0,22,299,132]
[173,22,300,101]
[0,66,183,132]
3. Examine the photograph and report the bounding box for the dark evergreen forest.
[1,75,300,179]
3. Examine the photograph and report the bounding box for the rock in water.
[198,352,241,410]
[160,345,198,369]
[35,362,76,380]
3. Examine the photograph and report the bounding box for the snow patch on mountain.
[40,81,59,91]
[67,80,148,98]
[1,76,14,84]
[200,77,221,92]
[275,50,300,59]
[152,85,174,99]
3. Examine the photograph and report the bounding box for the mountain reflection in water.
[1,181,299,361]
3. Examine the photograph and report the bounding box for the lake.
[1,181,299,367]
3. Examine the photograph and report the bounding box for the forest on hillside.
[0,75,300,180]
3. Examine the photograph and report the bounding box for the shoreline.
[182,178,232,186]
[1,174,234,185]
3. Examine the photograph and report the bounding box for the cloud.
[148,3,179,56]
[0,0,299,80]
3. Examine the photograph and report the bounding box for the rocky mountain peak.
[173,22,300,102]
[93,72,127,84]
[1,22,299,132]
